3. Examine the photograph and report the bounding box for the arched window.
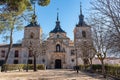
[56,44,60,52]
[30,32,34,38]
[82,31,86,38]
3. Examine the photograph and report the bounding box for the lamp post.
[26,53,29,72]
[75,48,79,74]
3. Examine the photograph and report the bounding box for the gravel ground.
[0,69,113,80]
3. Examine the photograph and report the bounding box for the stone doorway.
[55,59,62,69]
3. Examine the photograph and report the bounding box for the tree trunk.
[33,55,37,71]
[90,58,93,67]
[83,58,89,71]
[26,55,29,72]
[4,28,13,64]
[4,28,13,72]
[100,59,106,78]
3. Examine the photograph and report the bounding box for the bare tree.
[28,41,40,72]
[91,0,120,36]
[77,40,95,69]
[92,25,113,77]
[108,31,120,56]
[26,34,48,72]
[90,0,120,55]
[88,45,96,67]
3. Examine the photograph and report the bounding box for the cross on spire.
[25,2,40,27]
[50,8,66,33]
[75,2,89,27]
[57,8,59,21]
[80,2,82,15]
[31,3,38,26]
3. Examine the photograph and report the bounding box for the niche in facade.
[56,44,61,52]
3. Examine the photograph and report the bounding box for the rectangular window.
[28,59,32,64]
[14,50,19,57]
[1,50,5,57]
[14,60,18,64]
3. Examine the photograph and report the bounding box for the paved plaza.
[0,69,114,80]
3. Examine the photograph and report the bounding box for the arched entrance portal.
[55,59,62,69]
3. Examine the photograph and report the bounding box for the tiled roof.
[0,44,22,48]
[50,21,66,33]
[25,22,40,27]
[25,14,40,28]
[76,3,90,27]
[50,12,66,33]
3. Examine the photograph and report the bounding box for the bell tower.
[74,2,92,47]
[22,11,42,47]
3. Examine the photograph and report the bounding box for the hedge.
[2,64,24,71]
[1,64,45,71]
[78,64,120,78]
[78,65,90,70]
[105,64,120,78]
[23,64,45,70]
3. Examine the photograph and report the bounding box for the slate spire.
[25,3,40,27]
[50,10,66,33]
[76,2,89,27]
[57,12,59,21]
[78,2,84,26]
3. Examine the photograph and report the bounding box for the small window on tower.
[30,32,34,38]
[82,31,86,38]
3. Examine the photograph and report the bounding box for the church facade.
[0,5,92,69]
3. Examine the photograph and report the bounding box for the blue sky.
[0,0,91,44]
